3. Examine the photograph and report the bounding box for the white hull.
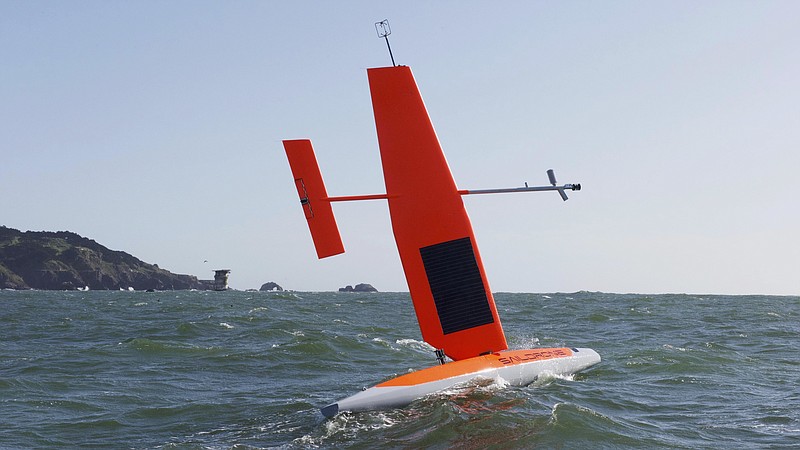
[322,347,600,417]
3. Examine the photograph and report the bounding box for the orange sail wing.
[368,66,508,360]
[283,139,345,259]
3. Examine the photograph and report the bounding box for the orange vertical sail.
[368,66,508,360]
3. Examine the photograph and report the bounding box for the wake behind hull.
[321,347,600,417]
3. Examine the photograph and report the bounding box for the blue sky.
[2,1,798,294]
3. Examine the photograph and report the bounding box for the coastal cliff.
[0,226,203,290]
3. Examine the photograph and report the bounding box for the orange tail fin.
[283,139,344,259]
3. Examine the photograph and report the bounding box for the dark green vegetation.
[0,226,203,290]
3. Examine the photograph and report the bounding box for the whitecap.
[395,338,434,353]
[512,336,541,348]
[372,337,395,350]
[489,374,510,389]
[663,344,687,352]
[294,408,398,447]
[551,372,576,382]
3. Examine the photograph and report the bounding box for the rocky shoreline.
[0,226,204,291]
[1,226,383,293]
[338,283,378,293]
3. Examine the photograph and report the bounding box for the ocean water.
[1,290,798,449]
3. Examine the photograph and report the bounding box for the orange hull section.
[377,348,574,387]
[368,66,508,360]
[283,139,345,259]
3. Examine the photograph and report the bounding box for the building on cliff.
[199,269,230,291]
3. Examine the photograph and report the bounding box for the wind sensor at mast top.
[375,19,396,66]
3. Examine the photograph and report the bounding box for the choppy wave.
[1,290,799,448]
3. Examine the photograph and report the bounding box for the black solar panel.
[419,237,494,334]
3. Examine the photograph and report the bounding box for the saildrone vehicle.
[284,42,599,418]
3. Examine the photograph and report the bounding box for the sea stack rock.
[259,282,284,292]
[338,283,378,293]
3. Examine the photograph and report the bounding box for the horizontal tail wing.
[283,139,344,259]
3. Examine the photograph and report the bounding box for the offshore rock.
[259,282,284,292]
[0,226,204,290]
[338,283,378,293]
